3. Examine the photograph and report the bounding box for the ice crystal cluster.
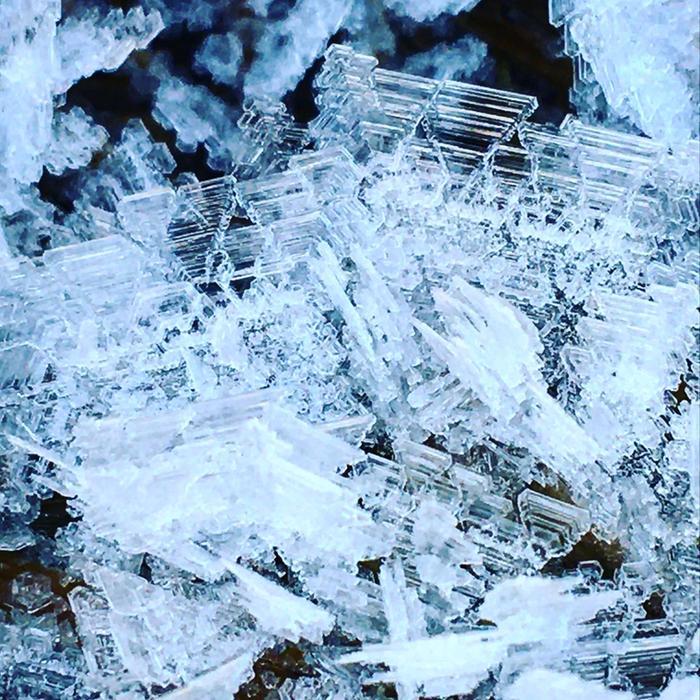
[0,2,699,700]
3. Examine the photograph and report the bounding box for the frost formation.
[0,2,698,700]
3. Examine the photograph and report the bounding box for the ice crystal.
[550,0,700,142]
[0,3,698,700]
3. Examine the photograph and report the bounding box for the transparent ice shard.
[401,35,488,83]
[153,75,235,162]
[341,575,619,696]
[614,621,686,694]
[71,389,279,464]
[477,575,621,644]
[117,186,177,247]
[550,0,699,143]
[0,342,49,392]
[165,175,238,280]
[54,6,164,93]
[519,121,581,207]
[384,0,482,22]
[42,235,149,310]
[413,279,603,474]
[312,241,421,408]
[243,0,350,101]
[380,559,427,646]
[131,281,212,333]
[490,140,531,196]
[502,668,634,700]
[123,146,364,284]
[66,391,381,580]
[235,99,310,178]
[520,115,670,218]
[235,169,316,226]
[312,44,536,171]
[423,80,537,178]
[70,567,262,694]
[564,284,698,458]
[158,654,257,700]
[44,108,109,175]
[392,439,470,507]
[370,68,442,153]
[666,403,700,511]
[561,116,664,213]
[339,629,505,697]
[517,489,591,554]
[0,0,60,189]
[194,32,243,87]
[224,562,335,644]
[74,119,176,214]
[311,44,381,154]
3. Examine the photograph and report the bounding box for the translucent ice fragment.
[68,394,381,573]
[562,116,664,212]
[519,121,581,206]
[565,284,698,456]
[0,0,60,186]
[153,76,235,159]
[165,176,238,280]
[341,575,618,694]
[423,80,537,176]
[226,562,334,644]
[117,186,177,246]
[384,0,482,22]
[195,32,243,86]
[401,35,488,82]
[0,343,48,391]
[311,45,381,154]
[44,108,109,175]
[244,0,350,100]
[517,489,591,552]
[42,235,148,311]
[555,0,699,143]
[158,654,257,700]
[235,99,309,177]
[502,669,634,700]
[339,630,505,696]
[478,575,620,644]
[660,676,700,700]
[73,567,261,690]
[380,560,426,645]
[54,7,164,93]
[414,279,602,470]
[312,241,421,406]
[315,44,532,159]
[411,507,482,594]
[78,119,176,210]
